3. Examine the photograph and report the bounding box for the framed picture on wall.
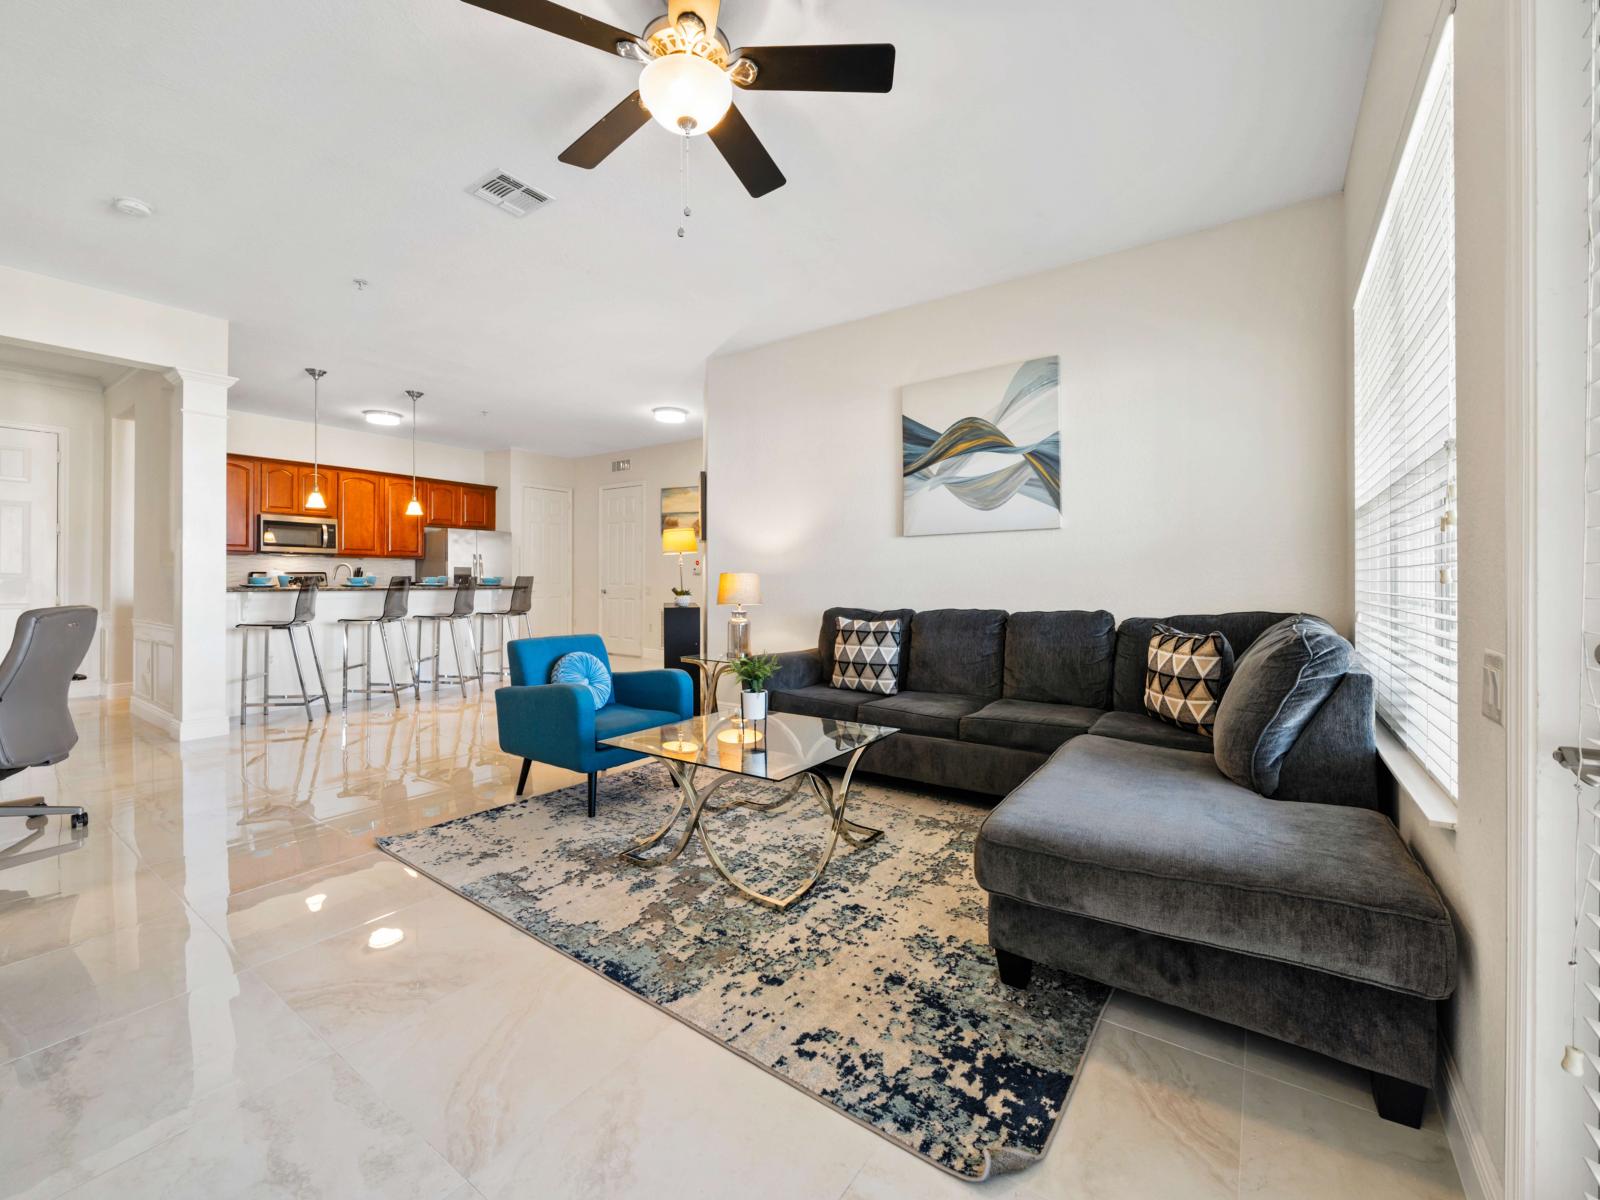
[699,469,708,542]
[662,484,702,541]
[901,356,1061,536]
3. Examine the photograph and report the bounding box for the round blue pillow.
[551,651,612,708]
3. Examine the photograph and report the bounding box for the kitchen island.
[225,584,519,717]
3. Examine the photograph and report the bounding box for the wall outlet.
[692,556,702,576]
[1481,650,1505,725]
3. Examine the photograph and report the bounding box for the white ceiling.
[0,0,1380,455]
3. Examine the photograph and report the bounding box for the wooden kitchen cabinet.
[226,456,257,553]
[459,485,492,529]
[383,474,425,558]
[336,471,382,556]
[258,461,300,514]
[425,481,461,527]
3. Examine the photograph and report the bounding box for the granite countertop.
[228,583,514,592]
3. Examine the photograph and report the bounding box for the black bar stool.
[414,580,481,694]
[236,584,330,723]
[338,578,419,708]
[477,575,534,681]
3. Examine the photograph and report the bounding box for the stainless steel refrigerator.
[421,527,514,583]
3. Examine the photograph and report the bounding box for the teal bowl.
[346,578,374,588]
[245,578,273,587]
[482,577,502,586]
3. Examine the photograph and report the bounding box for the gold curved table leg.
[620,761,731,866]
[689,743,883,910]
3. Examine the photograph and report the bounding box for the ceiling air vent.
[468,170,551,217]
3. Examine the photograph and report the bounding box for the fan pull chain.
[677,131,692,239]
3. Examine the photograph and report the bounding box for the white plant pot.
[674,594,693,607]
[740,689,769,722]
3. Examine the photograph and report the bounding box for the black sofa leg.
[1371,1072,1428,1128]
[586,772,597,818]
[995,947,1034,990]
[516,759,531,797]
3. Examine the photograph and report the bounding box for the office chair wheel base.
[70,811,88,829]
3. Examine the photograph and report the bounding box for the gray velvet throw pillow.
[1212,615,1352,797]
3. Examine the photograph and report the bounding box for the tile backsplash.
[228,554,421,586]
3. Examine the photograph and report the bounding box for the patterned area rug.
[376,762,1108,1180]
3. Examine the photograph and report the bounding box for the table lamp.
[662,527,698,602]
[716,572,761,656]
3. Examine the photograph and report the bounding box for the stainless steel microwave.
[258,513,337,554]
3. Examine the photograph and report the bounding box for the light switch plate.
[1482,650,1505,725]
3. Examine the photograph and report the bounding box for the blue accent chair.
[495,634,693,817]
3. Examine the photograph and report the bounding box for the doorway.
[520,485,572,636]
[0,424,60,656]
[598,482,643,657]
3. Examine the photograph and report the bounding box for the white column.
[165,368,236,740]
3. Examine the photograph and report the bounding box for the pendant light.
[404,390,424,517]
[304,367,328,510]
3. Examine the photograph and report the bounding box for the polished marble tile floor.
[0,693,1466,1199]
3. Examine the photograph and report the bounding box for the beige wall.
[0,365,108,685]
[1343,0,1508,1184]
[703,195,1350,654]
[227,410,487,485]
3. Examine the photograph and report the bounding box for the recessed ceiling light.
[111,196,153,218]
[363,409,403,427]
[653,406,688,424]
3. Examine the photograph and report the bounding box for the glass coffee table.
[601,710,898,910]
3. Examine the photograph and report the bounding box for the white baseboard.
[129,696,180,739]
[1441,1046,1502,1200]
[176,713,230,742]
[103,681,133,699]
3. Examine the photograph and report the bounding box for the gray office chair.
[0,606,96,829]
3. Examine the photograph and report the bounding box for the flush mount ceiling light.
[111,196,154,217]
[653,406,688,424]
[462,0,894,199]
[363,409,403,426]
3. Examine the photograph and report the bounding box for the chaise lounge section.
[770,606,1456,1126]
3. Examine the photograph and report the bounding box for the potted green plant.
[731,652,779,722]
[670,585,693,607]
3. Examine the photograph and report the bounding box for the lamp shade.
[717,572,761,607]
[662,527,699,555]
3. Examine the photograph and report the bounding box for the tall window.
[1353,17,1457,797]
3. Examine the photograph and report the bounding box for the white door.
[0,427,59,656]
[520,486,571,635]
[598,483,643,657]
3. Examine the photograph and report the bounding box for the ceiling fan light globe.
[639,53,731,137]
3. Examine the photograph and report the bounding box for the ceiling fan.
[461,0,896,198]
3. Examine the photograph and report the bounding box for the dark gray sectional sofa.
[769,606,1457,1128]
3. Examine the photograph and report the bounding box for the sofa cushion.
[857,691,989,739]
[769,685,864,723]
[902,609,1007,699]
[831,616,904,695]
[1143,624,1233,736]
[961,699,1101,755]
[1089,710,1214,754]
[1213,616,1353,797]
[974,736,1456,999]
[818,608,916,685]
[1003,610,1116,708]
[1112,612,1294,714]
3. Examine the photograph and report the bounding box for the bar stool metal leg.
[341,624,351,710]
[285,626,314,723]
[379,623,403,707]
[240,623,250,724]
[305,627,331,712]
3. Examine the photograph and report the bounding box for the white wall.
[0,365,107,687]
[704,195,1349,654]
[1344,0,1511,1189]
[227,410,487,486]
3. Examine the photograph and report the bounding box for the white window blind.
[1353,16,1458,798]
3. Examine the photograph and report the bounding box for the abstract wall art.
[661,484,702,540]
[901,356,1061,536]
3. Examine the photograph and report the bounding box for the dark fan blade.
[460,0,637,56]
[733,44,895,92]
[707,104,785,198]
[558,92,650,168]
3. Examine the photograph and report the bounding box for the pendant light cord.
[678,131,691,239]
